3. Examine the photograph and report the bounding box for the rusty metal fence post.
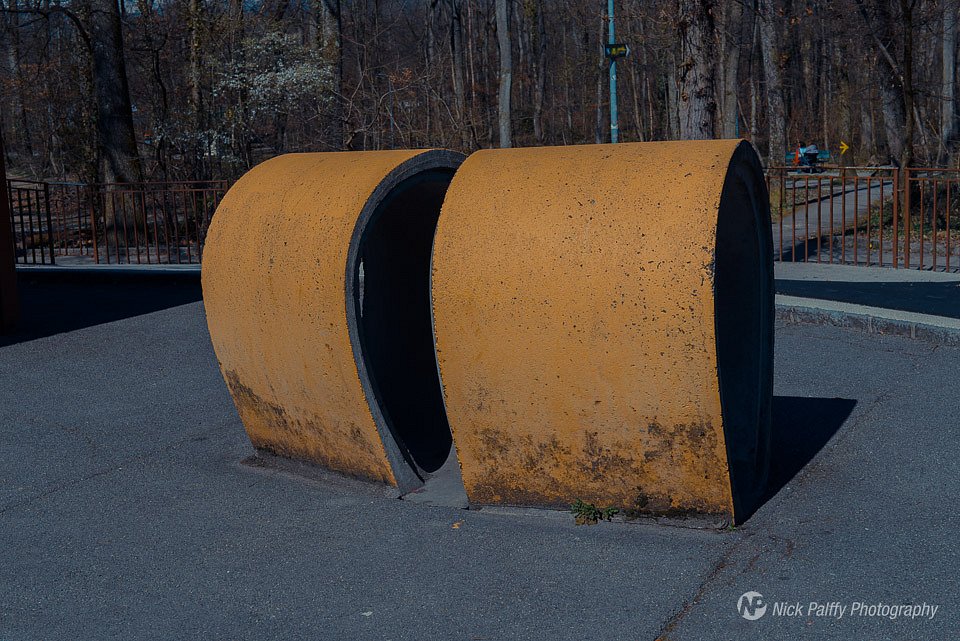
[904,168,912,269]
[42,181,55,265]
[0,143,19,332]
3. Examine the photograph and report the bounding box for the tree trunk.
[838,51,853,158]
[595,9,604,144]
[317,0,343,149]
[74,3,100,186]
[861,99,876,162]
[638,16,652,140]
[481,6,494,147]
[86,0,142,186]
[878,81,906,162]
[449,0,469,149]
[495,0,512,148]
[4,0,35,165]
[900,0,914,168]
[942,0,957,161]
[719,0,743,138]
[629,61,643,141]
[677,0,718,140]
[821,37,829,152]
[666,51,678,139]
[465,0,479,146]
[188,0,204,174]
[758,0,785,165]
[532,0,546,144]
[855,0,907,165]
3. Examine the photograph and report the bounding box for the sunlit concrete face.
[202,150,463,492]
[431,140,773,523]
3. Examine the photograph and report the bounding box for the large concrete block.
[203,150,464,492]
[431,140,773,522]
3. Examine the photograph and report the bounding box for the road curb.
[776,294,960,346]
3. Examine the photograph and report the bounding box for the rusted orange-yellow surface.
[203,150,439,485]
[432,140,745,518]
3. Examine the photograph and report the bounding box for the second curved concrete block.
[431,140,774,523]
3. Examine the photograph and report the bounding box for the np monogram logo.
[738,591,768,621]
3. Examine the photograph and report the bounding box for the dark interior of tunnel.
[714,154,775,522]
[352,170,455,475]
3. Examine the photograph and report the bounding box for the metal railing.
[902,168,958,271]
[6,179,55,264]
[7,169,960,271]
[6,179,228,265]
[766,166,960,272]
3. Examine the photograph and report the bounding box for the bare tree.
[900,0,915,168]
[3,0,960,182]
[495,0,512,148]
[188,0,204,173]
[3,0,32,162]
[318,0,343,147]
[677,0,718,139]
[442,0,464,148]
[758,0,785,164]
[719,0,743,138]
[855,0,908,165]
[941,0,957,160]
[86,0,142,185]
[532,0,546,144]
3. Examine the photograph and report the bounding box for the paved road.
[774,178,893,261]
[1,278,958,640]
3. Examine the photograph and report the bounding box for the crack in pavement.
[0,422,235,516]
[654,532,752,640]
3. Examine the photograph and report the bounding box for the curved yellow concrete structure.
[432,140,773,523]
[203,150,464,492]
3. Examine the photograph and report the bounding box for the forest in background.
[1,0,958,183]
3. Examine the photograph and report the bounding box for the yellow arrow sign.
[839,140,850,155]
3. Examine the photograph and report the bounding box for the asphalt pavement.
[0,275,957,640]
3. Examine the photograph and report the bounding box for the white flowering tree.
[209,31,335,166]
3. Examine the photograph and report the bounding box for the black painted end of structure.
[714,141,775,524]
[346,150,465,494]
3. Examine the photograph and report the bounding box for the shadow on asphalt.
[776,279,960,319]
[762,395,857,507]
[0,271,202,347]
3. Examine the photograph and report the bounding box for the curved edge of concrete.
[714,140,775,523]
[345,149,466,493]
